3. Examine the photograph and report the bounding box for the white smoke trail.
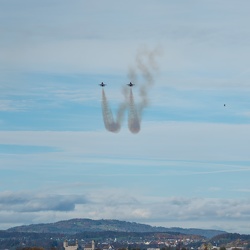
[128,88,140,134]
[101,47,161,133]
[101,89,126,133]
[127,46,162,133]
[137,46,161,110]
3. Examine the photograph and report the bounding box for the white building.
[63,240,78,250]
[84,240,96,250]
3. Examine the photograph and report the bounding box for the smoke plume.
[101,46,161,133]
[134,46,161,110]
[101,89,126,133]
[128,88,140,134]
[127,46,161,132]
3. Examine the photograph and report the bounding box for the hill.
[210,233,250,247]
[7,218,226,238]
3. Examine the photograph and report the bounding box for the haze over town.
[1,1,250,234]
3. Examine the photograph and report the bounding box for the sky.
[1,0,250,234]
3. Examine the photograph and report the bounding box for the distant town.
[0,219,249,250]
[63,238,249,250]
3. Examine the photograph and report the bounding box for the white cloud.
[1,122,250,161]
[1,0,250,84]
[234,188,250,193]
[0,99,30,111]
[0,191,87,213]
[1,190,250,233]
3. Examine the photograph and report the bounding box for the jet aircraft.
[99,82,106,87]
[127,82,135,87]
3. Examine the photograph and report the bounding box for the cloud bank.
[0,191,87,212]
[1,190,250,234]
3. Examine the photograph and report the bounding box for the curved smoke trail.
[128,88,140,134]
[101,47,161,133]
[102,89,126,133]
[128,47,161,132]
[137,47,161,111]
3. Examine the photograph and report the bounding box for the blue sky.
[1,0,250,234]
